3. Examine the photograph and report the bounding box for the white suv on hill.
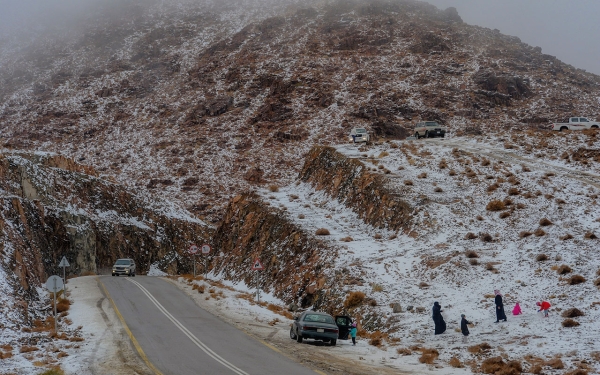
[349,128,370,143]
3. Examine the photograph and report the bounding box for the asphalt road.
[100,276,319,375]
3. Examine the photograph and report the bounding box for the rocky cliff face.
[299,146,411,231]
[0,151,211,328]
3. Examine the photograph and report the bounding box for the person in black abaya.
[494,289,507,323]
[432,301,446,334]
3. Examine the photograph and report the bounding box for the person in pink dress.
[512,302,522,315]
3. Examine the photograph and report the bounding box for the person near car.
[350,322,357,346]
[536,301,551,317]
[432,301,446,335]
[460,314,472,342]
[494,289,507,323]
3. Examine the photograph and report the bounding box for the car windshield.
[115,259,130,265]
[303,314,335,324]
[355,128,366,133]
[425,122,439,126]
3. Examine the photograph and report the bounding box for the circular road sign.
[45,275,64,293]
[189,244,199,254]
[201,244,211,254]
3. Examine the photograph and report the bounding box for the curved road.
[100,276,319,375]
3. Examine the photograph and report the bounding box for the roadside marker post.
[58,256,70,294]
[188,245,199,277]
[45,275,64,332]
[251,258,264,303]
[201,244,211,279]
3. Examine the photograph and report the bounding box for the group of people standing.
[432,289,552,338]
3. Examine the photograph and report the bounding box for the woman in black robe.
[494,289,507,323]
[432,301,446,334]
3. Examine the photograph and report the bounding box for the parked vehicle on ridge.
[550,117,600,131]
[349,128,370,143]
[414,121,446,138]
[290,311,353,346]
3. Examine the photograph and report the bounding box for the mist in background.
[424,0,600,75]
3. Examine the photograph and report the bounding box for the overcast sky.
[424,0,600,75]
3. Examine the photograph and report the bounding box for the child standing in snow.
[460,314,472,343]
[536,301,551,317]
[512,302,522,316]
[350,322,357,346]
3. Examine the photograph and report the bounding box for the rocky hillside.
[1,0,598,222]
[0,151,211,333]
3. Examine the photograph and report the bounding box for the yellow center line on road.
[97,277,164,375]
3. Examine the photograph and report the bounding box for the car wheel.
[112,274,115,277]
[296,332,303,343]
[441,134,445,138]
[132,272,135,277]
[289,327,296,340]
[560,126,568,131]
[425,131,429,138]
[592,125,599,129]
[415,132,420,139]
[331,339,337,346]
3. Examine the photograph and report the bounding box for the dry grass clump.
[565,371,588,375]
[534,228,546,237]
[340,236,353,242]
[557,265,572,274]
[449,357,462,368]
[465,232,477,240]
[396,348,412,356]
[530,365,543,374]
[539,218,553,226]
[344,291,366,308]
[519,231,532,238]
[465,250,479,258]
[418,281,430,289]
[378,151,389,158]
[469,258,479,265]
[508,187,520,196]
[546,358,565,369]
[476,215,484,221]
[486,200,505,211]
[268,185,279,192]
[20,345,39,353]
[481,357,522,375]
[499,211,511,219]
[560,233,574,240]
[596,279,600,287]
[434,187,443,192]
[487,183,499,192]
[468,342,492,354]
[39,369,65,375]
[481,159,491,166]
[481,233,493,242]
[584,232,598,239]
[562,308,585,318]
[56,298,71,313]
[449,169,457,176]
[369,331,386,346]
[438,159,448,169]
[418,348,439,364]
[404,180,413,186]
[568,275,586,285]
[298,214,305,219]
[562,318,580,327]
[536,254,548,262]
[418,172,427,179]
[315,228,330,235]
[485,262,496,272]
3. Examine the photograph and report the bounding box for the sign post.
[201,244,211,279]
[45,275,64,332]
[251,258,264,303]
[58,256,70,294]
[188,245,199,277]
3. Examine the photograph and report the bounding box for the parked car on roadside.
[112,259,136,277]
[550,117,600,131]
[414,121,446,138]
[349,128,370,143]
[290,311,353,346]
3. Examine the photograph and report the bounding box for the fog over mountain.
[424,0,600,75]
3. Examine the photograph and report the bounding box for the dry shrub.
[519,231,532,238]
[539,218,553,226]
[340,236,353,242]
[485,263,496,271]
[568,275,586,285]
[0,351,13,359]
[556,198,566,204]
[534,228,546,237]
[39,369,65,375]
[449,169,457,176]
[565,371,588,375]
[503,197,513,206]
[536,254,548,262]
[530,365,542,374]
[268,185,279,192]
[418,172,427,179]
[487,183,499,192]
[434,187,443,192]
[439,159,448,169]
[56,298,71,313]
[476,215,484,221]
[481,233,493,242]
[449,357,462,368]
[465,250,479,258]
[562,308,585,318]
[596,279,600,287]
[315,228,330,235]
[378,151,389,158]
[562,319,580,327]
[584,232,598,239]
[192,284,205,293]
[560,233,574,240]
[418,348,439,364]
[378,165,384,170]
[419,282,430,288]
[508,187,520,196]
[466,170,477,178]
[590,351,600,362]
[546,358,565,369]
[404,180,413,186]
[499,211,511,219]
[486,200,505,211]
[468,342,492,354]
[557,265,572,274]
[397,348,412,356]
[344,291,366,308]
[372,283,384,292]
[465,232,477,240]
[369,331,385,346]
[469,258,479,266]
[0,344,13,351]
[481,357,522,375]
[481,159,491,166]
[20,345,39,353]
[298,214,305,219]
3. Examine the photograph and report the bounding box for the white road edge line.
[126,278,250,375]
